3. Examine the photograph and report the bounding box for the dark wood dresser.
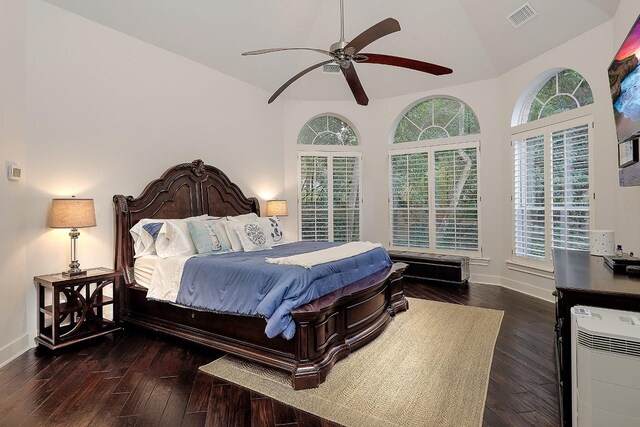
[553,249,640,426]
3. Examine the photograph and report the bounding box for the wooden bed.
[113,159,408,389]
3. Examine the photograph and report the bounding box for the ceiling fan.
[242,0,453,106]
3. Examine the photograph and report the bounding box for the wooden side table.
[34,267,122,351]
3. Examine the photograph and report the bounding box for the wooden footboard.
[291,262,408,389]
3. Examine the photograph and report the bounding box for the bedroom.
[1,0,639,425]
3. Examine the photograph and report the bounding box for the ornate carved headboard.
[113,159,260,276]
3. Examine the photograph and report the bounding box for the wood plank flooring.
[0,281,560,426]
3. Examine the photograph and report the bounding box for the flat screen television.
[609,15,640,185]
[610,16,640,144]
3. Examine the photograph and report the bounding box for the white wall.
[0,0,29,366]
[283,4,640,302]
[22,1,285,341]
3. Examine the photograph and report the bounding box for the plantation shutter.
[514,135,545,259]
[434,147,479,251]
[551,124,590,250]
[332,156,361,242]
[299,155,329,241]
[390,152,429,248]
[298,153,361,242]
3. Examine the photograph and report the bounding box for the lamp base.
[62,269,87,277]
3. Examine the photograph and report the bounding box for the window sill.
[505,260,555,280]
[470,257,490,266]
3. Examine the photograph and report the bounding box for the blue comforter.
[175,241,392,339]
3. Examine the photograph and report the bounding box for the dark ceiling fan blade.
[358,53,453,75]
[344,18,401,54]
[268,59,334,104]
[341,64,369,106]
[243,47,334,57]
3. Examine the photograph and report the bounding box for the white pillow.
[131,215,209,258]
[229,222,272,252]
[223,221,244,252]
[155,220,192,258]
[130,218,167,258]
[226,212,259,224]
[257,216,287,246]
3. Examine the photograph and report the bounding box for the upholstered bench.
[387,250,470,288]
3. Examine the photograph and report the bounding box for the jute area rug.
[200,298,503,427]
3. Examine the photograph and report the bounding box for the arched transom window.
[393,97,480,144]
[519,69,593,125]
[297,115,358,146]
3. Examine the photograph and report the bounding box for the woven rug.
[200,298,503,427]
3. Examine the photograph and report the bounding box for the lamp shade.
[49,198,96,228]
[265,200,288,217]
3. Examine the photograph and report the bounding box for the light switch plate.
[8,163,22,181]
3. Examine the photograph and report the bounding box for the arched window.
[389,97,481,255]
[393,97,480,144]
[518,69,593,125]
[511,68,594,268]
[297,114,361,243]
[297,115,358,146]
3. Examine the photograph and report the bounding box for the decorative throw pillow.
[257,216,286,246]
[187,220,231,254]
[230,221,272,252]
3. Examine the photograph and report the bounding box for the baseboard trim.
[0,333,35,369]
[470,274,501,286]
[499,277,555,303]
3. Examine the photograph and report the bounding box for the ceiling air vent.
[507,2,538,28]
[323,64,341,74]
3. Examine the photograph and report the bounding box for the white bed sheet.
[134,255,159,288]
[134,254,193,303]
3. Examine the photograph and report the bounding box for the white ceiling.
[43,0,620,103]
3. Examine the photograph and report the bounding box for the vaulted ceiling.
[44,0,620,102]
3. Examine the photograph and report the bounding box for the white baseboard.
[0,332,36,369]
[499,276,555,303]
[469,273,554,303]
[470,273,501,286]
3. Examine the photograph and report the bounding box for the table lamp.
[265,200,288,217]
[49,197,96,277]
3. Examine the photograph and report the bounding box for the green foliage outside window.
[393,97,480,144]
[524,69,593,124]
[298,115,358,146]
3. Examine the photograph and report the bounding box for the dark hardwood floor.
[0,281,559,426]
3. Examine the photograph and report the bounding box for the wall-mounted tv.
[609,15,640,185]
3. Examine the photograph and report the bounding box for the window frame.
[517,69,594,126]
[391,96,481,145]
[297,151,363,242]
[297,113,360,146]
[510,113,595,271]
[388,139,482,257]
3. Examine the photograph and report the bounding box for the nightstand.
[34,267,122,351]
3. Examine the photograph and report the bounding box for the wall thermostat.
[8,163,22,181]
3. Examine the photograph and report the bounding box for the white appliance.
[571,306,640,426]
